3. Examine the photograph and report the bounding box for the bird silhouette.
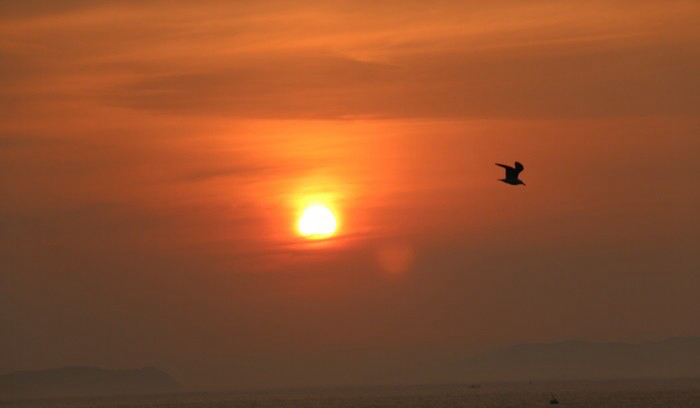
[496,161,526,185]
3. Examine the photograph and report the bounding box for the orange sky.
[1,0,699,389]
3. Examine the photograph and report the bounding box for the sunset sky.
[1,0,699,389]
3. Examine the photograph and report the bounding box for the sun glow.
[297,204,337,239]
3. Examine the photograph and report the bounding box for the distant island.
[0,366,180,399]
[458,336,700,382]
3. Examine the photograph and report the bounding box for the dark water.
[4,379,700,408]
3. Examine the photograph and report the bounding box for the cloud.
[104,42,700,119]
[107,54,400,118]
[177,163,284,182]
[0,135,68,149]
[0,1,100,19]
[3,0,698,120]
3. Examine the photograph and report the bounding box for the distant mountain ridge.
[2,338,698,398]
[460,336,700,381]
[0,366,180,399]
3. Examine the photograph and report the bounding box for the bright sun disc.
[297,204,337,238]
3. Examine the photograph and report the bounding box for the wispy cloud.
[3,0,698,119]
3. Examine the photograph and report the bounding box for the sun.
[297,204,337,239]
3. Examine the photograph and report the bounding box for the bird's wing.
[513,161,524,176]
[496,163,517,179]
[495,163,514,171]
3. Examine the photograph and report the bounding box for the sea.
[3,378,700,408]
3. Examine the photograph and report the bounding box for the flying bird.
[496,161,526,185]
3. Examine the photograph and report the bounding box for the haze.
[1,0,699,390]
